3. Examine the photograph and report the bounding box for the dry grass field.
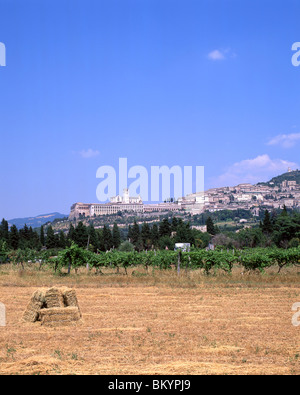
[0,264,299,375]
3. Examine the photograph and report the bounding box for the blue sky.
[0,0,300,219]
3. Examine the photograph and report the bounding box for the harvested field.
[0,266,299,375]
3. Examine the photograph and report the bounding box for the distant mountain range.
[8,213,68,230]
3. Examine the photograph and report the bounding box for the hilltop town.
[179,171,300,216]
[69,170,300,220]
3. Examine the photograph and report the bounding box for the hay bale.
[23,289,46,323]
[45,287,64,309]
[40,307,81,327]
[62,288,82,317]
[22,287,82,326]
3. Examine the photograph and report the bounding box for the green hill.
[258,170,300,187]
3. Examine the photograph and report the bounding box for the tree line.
[0,217,211,254]
[1,206,299,257]
[210,206,300,249]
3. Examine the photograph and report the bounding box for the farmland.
[0,263,299,375]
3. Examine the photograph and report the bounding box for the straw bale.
[40,307,81,327]
[45,287,64,308]
[62,288,82,317]
[22,287,82,325]
[23,289,46,323]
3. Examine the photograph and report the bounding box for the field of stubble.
[0,264,299,375]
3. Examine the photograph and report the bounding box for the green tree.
[19,224,30,245]
[118,241,134,252]
[87,224,99,252]
[175,220,195,245]
[128,225,133,242]
[159,236,175,250]
[131,221,141,249]
[141,223,151,250]
[0,240,9,263]
[97,228,105,252]
[151,224,159,247]
[9,225,19,250]
[206,217,216,235]
[281,205,288,217]
[103,225,113,251]
[272,214,300,247]
[0,219,9,242]
[40,225,45,246]
[67,223,75,242]
[29,227,41,250]
[59,231,67,249]
[159,218,171,237]
[262,210,273,234]
[46,226,57,249]
[192,230,210,249]
[112,223,121,249]
[73,222,88,248]
[171,217,178,232]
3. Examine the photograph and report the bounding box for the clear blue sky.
[0,0,300,219]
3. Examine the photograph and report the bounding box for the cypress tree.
[46,226,56,249]
[159,218,171,237]
[87,224,98,251]
[112,223,121,249]
[206,217,216,235]
[131,221,141,247]
[40,225,45,246]
[21,224,30,242]
[262,210,273,234]
[59,231,66,249]
[151,224,159,247]
[0,219,9,242]
[29,228,41,250]
[73,222,88,248]
[128,225,133,242]
[103,225,113,251]
[9,225,19,250]
[281,205,288,217]
[175,220,189,242]
[141,223,151,249]
[67,223,75,243]
[97,228,105,252]
[171,217,178,232]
